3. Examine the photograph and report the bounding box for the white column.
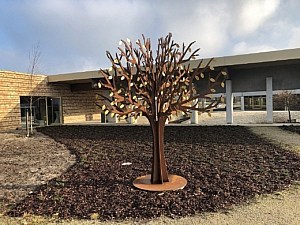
[201,98,206,108]
[266,77,273,123]
[108,115,118,123]
[165,118,169,125]
[240,95,245,111]
[226,80,233,124]
[191,99,198,124]
[127,117,136,124]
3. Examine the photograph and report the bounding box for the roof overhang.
[48,70,102,84]
[48,48,300,84]
[189,47,300,68]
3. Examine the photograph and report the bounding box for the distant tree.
[97,33,226,185]
[274,90,300,123]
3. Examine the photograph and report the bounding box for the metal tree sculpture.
[97,33,225,190]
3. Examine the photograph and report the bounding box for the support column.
[226,80,233,124]
[108,116,118,123]
[240,95,245,111]
[266,77,273,123]
[191,99,198,124]
[127,117,136,124]
[165,118,169,125]
[201,98,206,108]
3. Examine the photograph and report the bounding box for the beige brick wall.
[0,71,101,130]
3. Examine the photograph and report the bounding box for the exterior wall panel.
[0,71,101,130]
[230,63,300,92]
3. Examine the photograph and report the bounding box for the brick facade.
[0,71,101,130]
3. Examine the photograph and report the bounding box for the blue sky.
[1,0,300,75]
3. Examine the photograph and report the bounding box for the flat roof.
[48,48,300,83]
[48,70,101,83]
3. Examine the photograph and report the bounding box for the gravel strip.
[249,126,300,153]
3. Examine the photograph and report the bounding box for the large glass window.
[244,96,266,110]
[20,96,61,127]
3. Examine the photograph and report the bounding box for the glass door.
[253,97,261,109]
[36,98,46,126]
[47,97,61,125]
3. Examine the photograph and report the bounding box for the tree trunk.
[149,116,169,184]
[287,100,292,123]
[26,109,30,137]
[30,96,33,135]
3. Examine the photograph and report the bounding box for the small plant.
[26,43,41,137]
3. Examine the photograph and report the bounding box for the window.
[20,96,61,127]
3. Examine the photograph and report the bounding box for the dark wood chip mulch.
[7,125,300,221]
[280,125,300,134]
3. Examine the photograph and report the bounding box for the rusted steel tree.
[97,33,226,185]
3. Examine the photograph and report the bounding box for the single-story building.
[1,48,300,130]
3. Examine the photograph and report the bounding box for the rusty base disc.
[133,174,187,191]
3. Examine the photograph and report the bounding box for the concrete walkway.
[64,111,300,127]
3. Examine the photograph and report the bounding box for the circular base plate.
[133,174,187,191]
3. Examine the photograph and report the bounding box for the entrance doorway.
[20,96,61,127]
[47,97,61,125]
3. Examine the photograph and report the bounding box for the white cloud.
[232,41,277,55]
[288,27,300,48]
[2,0,300,74]
[153,0,231,57]
[231,0,280,36]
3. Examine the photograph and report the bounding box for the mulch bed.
[7,125,300,221]
[280,125,300,134]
